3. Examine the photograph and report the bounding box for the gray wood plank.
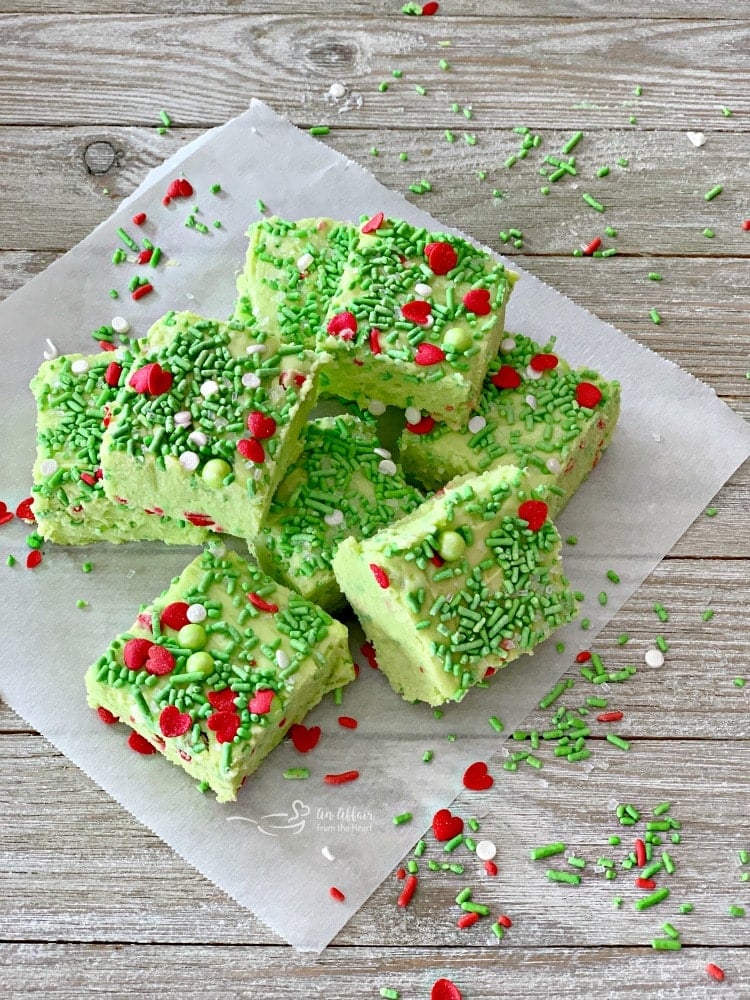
[0,17,748,129]
[0,943,746,999]
[0,735,747,947]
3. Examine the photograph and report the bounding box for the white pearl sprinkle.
[246,344,266,355]
[241,372,261,389]
[414,282,432,297]
[40,458,58,476]
[187,430,208,448]
[329,83,346,100]
[526,394,538,410]
[468,415,486,434]
[275,649,290,670]
[324,509,345,527]
[424,314,435,328]
[405,406,422,425]
[173,410,192,427]
[71,359,90,375]
[186,603,207,623]
[686,130,706,147]
[200,379,220,398]
[475,840,497,861]
[296,252,314,271]
[374,447,391,460]
[545,457,562,474]
[500,337,516,353]
[525,365,543,381]
[322,845,336,861]
[111,316,130,335]
[644,648,665,668]
[253,467,264,481]
[179,451,200,471]
[367,399,386,416]
[378,459,397,476]
[42,338,58,361]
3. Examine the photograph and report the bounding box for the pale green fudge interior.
[85,548,354,802]
[254,414,424,611]
[101,312,324,544]
[319,217,515,428]
[234,217,357,349]
[30,352,208,546]
[398,331,621,515]
[333,465,577,707]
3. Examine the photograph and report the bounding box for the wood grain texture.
[0,944,746,999]
[1,16,749,129]
[0,3,748,991]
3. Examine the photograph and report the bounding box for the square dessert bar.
[319,215,515,428]
[101,312,324,543]
[254,413,424,611]
[333,465,577,706]
[398,331,621,514]
[29,352,208,546]
[85,548,354,801]
[234,216,357,349]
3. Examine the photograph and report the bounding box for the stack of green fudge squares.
[29,213,620,799]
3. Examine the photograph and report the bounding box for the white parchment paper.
[0,100,748,952]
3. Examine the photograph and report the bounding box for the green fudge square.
[85,548,355,802]
[254,414,424,611]
[332,465,577,706]
[30,352,208,546]
[318,215,515,427]
[234,216,357,349]
[398,331,621,514]
[100,312,325,543]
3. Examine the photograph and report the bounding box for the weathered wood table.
[1,2,748,996]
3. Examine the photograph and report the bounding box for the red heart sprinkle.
[249,688,276,715]
[327,311,358,337]
[128,364,153,393]
[279,371,307,390]
[185,512,216,527]
[0,510,14,526]
[484,666,497,678]
[160,601,190,630]
[424,241,458,275]
[401,300,432,325]
[15,497,34,522]
[147,364,173,396]
[431,808,464,842]
[491,365,522,390]
[485,860,499,876]
[127,731,156,755]
[462,288,491,315]
[237,437,266,463]
[123,637,153,671]
[159,705,191,738]
[406,415,436,435]
[462,760,494,791]
[431,980,461,1000]
[163,177,193,204]
[145,645,176,676]
[96,707,119,725]
[360,642,379,669]
[530,352,559,372]
[422,1,440,14]
[289,723,321,753]
[369,563,390,588]
[104,362,123,387]
[132,212,147,226]
[361,211,385,234]
[248,592,280,613]
[415,342,446,366]
[576,381,603,408]
[207,689,237,712]
[137,248,153,265]
[518,499,549,532]
[369,328,382,355]
[247,411,277,439]
[79,472,97,487]
[207,710,241,743]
